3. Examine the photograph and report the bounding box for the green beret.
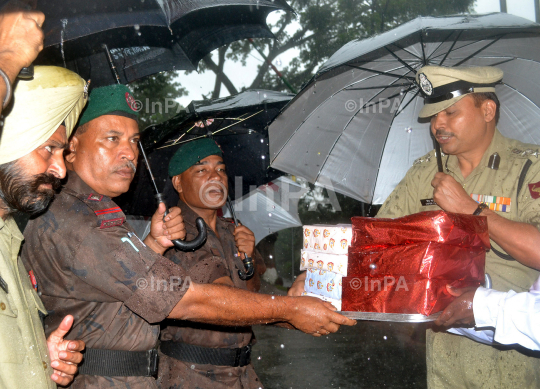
[169,138,223,177]
[78,84,139,126]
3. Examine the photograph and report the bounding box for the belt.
[160,341,252,367]
[78,348,158,377]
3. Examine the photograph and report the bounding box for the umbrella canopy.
[223,176,307,244]
[269,13,540,205]
[116,89,293,216]
[30,0,293,86]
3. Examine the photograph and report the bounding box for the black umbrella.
[29,0,293,86]
[116,89,294,216]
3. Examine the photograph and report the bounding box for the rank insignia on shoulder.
[87,193,104,201]
[528,182,540,199]
[100,217,125,229]
[471,194,511,212]
[511,148,540,158]
[95,207,122,216]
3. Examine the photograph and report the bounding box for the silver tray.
[340,311,441,323]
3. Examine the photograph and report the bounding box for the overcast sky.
[175,0,537,106]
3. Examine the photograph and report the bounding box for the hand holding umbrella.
[139,142,207,252]
[227,195,255,281]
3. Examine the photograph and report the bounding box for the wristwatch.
[473,202,488,216]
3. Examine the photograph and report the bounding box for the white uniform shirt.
[448,276,540,351]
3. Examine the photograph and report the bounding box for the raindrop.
[268,213,272,217]
[263,93,267,98]
[134,24,140,31]
[383,336,387,340]
[369,263,377,270]
[272,205,275,209]
[261,155,266,160]
[271,296,275,299]
[269,255,273,259]
[258,356,262,360]
[190,365,195,369]
[280,344,285,349]
[260,139,264,143]
[405,127,412,133]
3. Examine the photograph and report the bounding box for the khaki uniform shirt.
[158,201,263,389]
[0,217,54,389]
[378,129,540,388]
[377,129,540,292]
[21,172,189,389]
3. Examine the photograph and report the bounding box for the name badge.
[420,198,436,207]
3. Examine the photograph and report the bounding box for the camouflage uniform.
[378,129,540,388]
[0,217,55,389]
[21,172,190,389]
[158,201,264,389]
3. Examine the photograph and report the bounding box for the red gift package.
[342,211,489,316]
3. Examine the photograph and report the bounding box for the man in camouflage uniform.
[158,139,266,389]
[377,65,540,388]
[0,66,87,388]
[21,85,355,388]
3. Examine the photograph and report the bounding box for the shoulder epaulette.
[219,217,235,224]
[510,147,540,159]
[413,150,440,166]
[64,188,126,229]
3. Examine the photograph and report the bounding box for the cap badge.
[125,92,139,112]
[418,73,433,96]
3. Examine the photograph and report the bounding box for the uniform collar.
[0,216,24,242]
[64,170,101,195]
[444,128,508,180]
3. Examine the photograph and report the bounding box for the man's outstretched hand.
[434,285,478,328]
[286,296,356,337]
[46,315,85,387]
[288,271,306,297]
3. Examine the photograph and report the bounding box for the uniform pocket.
[0,290,25,364]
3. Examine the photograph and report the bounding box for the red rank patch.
[529,182,540,199]
[100,217,125,229]
[87,193,103,201]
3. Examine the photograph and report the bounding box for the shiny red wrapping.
[351,211,490,250]
[342,211,489,316]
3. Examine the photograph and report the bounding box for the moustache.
[113,160,137,174]
[31,172,62,192]
[435,130,454,137]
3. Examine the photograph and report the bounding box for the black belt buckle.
[236,344,251,367]
[147,348,159,377]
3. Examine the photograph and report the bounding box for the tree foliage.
[129,71,188,129]
[199,0,475,96]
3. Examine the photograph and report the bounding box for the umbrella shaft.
[138,142,161,195]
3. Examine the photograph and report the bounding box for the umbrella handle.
[155,193,207,252]
[238,255,255,280]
